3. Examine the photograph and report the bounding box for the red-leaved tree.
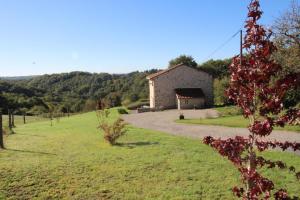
[203,0,300,199]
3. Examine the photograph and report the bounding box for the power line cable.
[202,29,241,62]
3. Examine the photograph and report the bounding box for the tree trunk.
[0,112,4,148]
[246,151,256,199]
[247,115,256,199]
[23,113,26,124]
[12,113,15,127]
[8,110,12,130]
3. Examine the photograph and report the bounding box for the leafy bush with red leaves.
[203,1,300,199]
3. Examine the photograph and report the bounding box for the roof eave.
[146,63,186,80]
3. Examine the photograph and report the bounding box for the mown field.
[0,109,299,199]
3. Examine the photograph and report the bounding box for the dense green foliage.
[0,70,157,114]
[169,55,198,68]
[198,58,231,79]
[1,110,299,199]
[198,59,232,105]
[0,80,47,114]
[213,77,230,105]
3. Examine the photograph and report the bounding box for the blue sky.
[0,0,291,76]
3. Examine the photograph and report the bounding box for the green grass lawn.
[2,115,47,128]
[176,115,300,132]
[0,109,299,199]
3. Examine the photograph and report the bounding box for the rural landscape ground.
[1,0,300,199]
[0,109,299,199]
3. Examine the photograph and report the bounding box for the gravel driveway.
[123,109,300,144]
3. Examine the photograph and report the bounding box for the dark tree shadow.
[115,141,159,148]
[5,148,57,155]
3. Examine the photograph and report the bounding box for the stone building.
[146,64,213,110]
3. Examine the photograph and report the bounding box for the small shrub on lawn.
[96,109,127,145]
[117,108,128,114]
[100,118,127,145]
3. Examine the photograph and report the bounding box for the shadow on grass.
[13,133,46,137]
[5,148,57,155]
[116,141,159,148]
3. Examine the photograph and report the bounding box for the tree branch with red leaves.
[203,0,300,199]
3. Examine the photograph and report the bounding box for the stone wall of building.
[177,98,205,109]
[149,79,155,108]
[149,65,213,109]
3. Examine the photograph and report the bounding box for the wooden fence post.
[50,113,53,126]
[12,112,15,127]
[23,113,26,124]
[8,109,12,130]
[0,111,4,148]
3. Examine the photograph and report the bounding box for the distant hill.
[0,70,158,114]
[0,75,39,81]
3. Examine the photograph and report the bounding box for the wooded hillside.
[0,70,157,114]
